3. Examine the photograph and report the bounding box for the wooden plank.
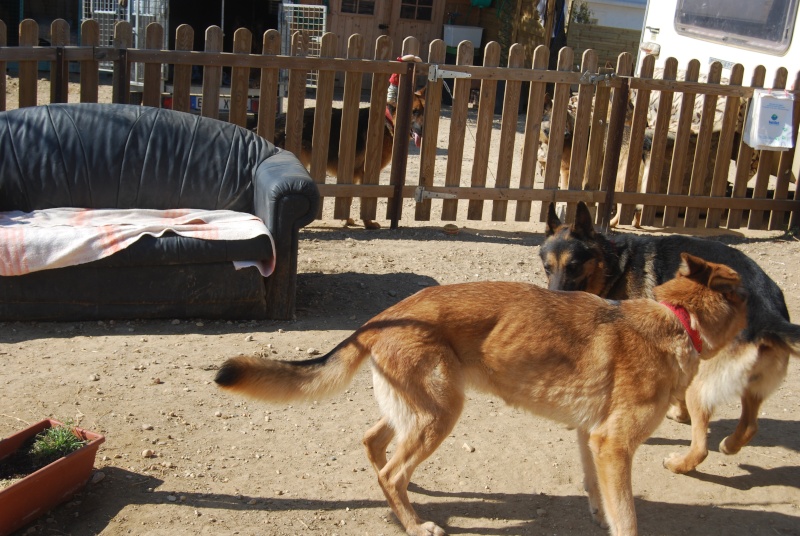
[662,59,700,226]
[564,49,597,223]
[79,20,100,103]
[705,64,744,228]
[361,34,393,223]
[201,25,223,119]
[467,41,501,221]
[768,70,800,230]
[387,36,420,227]
[415,38,446,221]
[49,19,70,104]
[440,41,474,221]
[0,20,6,111]
[597,52,632,228]
[171,25,194,113]
[142,23,164,108]
[309,33,338,220]
[583,63,613,213]
[619,54,652,225]
[18,19,38,108]
[284,31,309,157]
[641,57,677,226]
[515,45,549,222]
[256,29,281,141]
[727,66,766,229]
[112,22,133,104]
[538,46,574,221]
[333,33,364,222]
[229,28,253,127]
[491,43,524,222]
[315,184,799,212]
[683,61,722,228]
[749,68,789,229]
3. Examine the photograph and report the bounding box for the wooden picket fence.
[1,18,799,231]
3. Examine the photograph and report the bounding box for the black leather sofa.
[0,103,319,321]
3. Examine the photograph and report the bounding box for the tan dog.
[215,254,747,536]
[273,88,425,229]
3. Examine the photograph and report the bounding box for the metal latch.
[579,71,616,85]
[428,65,472,82]
[414,186,458,202]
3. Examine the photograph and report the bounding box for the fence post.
[598,56,630,232]
[112,22,133,104]
[50,19,70,104]
[389,59,416,229]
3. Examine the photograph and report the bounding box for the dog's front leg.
[577,428,608,529]
[663,382,710,473]
[590,431,638,536]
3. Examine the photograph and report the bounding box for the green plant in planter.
[0,421,88,487]
[29,422,88,467]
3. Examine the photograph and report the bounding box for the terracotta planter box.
[0,419,105,535]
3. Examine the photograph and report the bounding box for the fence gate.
[279,2,326,93]
[82,0,167,86]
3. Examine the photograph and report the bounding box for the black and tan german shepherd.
[540,201,800,474]
[273,88,425,229]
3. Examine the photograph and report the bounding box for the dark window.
[400,0,433,21]
[342,1,376,15]
[675,0,798,55]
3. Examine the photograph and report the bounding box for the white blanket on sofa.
[0,208,275,277]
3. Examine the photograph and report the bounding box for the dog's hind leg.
[369,359,464,535]
[363,415,395,471]
[720,346,789,455]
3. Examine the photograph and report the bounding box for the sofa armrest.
[253,149,319,320]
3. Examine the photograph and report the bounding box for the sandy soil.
[2,75,799,536]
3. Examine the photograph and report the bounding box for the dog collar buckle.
[660,302,702,353]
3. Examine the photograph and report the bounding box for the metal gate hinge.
[428,65,472,82]
[415,186,458,202]
[579,71,616,85]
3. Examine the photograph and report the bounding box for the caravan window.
[675,0,798,55]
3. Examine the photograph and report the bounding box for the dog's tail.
[762,319,800,356]
[214,337,368,402]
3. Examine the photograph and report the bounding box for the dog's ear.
[415,85,426,98]
[679,252,742,294]
[572,201,596,238]
[545,202,561,236]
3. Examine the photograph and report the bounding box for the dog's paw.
[719,435,743,455]
[663,452,696,474]
[408,521,446,536]
[666,404,691,424]
[364,220,382,230]
[588,504,609,529]
[342,218,357,227]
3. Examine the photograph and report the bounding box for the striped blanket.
[0,208,275,277]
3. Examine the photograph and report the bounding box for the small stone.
[142,424,154,430]
[307,348,319,355]
[167,495,177,502]
[171,319,180,325]
[536,508,547,516]
[91,471,106,484]
[247,499,257,505]
[245,335,254,342]
[142,449,155,458]
[462,442,475,453]
[215,411,222,417]
[89,374,100,381]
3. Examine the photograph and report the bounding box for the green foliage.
[29,422,88,467]
[572,1,595,24]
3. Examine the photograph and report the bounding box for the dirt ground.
[2,75,799,536]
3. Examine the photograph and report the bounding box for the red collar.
[385,106,394,128]
[661,302,702,353]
